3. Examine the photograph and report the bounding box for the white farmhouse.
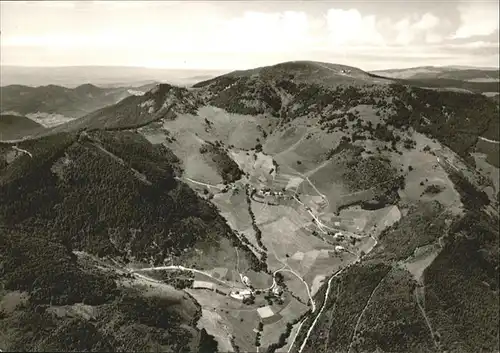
[242,276,252,287]
[334,245,345,252]
[230,289,253,300]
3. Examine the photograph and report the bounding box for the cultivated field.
[260,296,309,348]
[401,244,441,282]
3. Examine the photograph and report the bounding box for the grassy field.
[197,309,235,351]
[140,105,276,184]
[258,216,328,267]
[271,130,343,176]
[476,138,499,168]
[388,132,461,208]
[304,251,356,295]
[0,291,29,314]
[245,269,273,289]
[179,236,249,273]
[306,159,351,212]
[186,288,259,352]
[260,296,309,348]
[401,243,440,282]
[472,152,499,199]
[364,205,402,236]
[334,205,401,235]
[141,126,224,184]
[264,123,310,155]
[211,186,263,254]
[230,150,276,188]
[164,106,270,149]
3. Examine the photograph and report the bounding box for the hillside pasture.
[191,271,240,293]
[306,159,351,212]
[264,124,310,155]
[211,187,262,253]
[272,173,296,190]
[186,288,259,352]
[277,272,310,304]
[476,138,499,168]
[180,236,247,273]
[350,104,384,125]
[245,269,274,290]
[337,206,373,232]
[225,310,262,351]
[278,294,309,322]
[271,129,343,175]
[337,188,377,212]
[196,309,235,352]
[260,296,309,348]
[166,106,270,150]
[304,251,355,296]
[401,243,440,282]
[393,143,461,208]
[364,205,402,237]
[472,152,499,198]
[151,126,223,184]
[255,204,329,268]
[356,236,378,256]
[287,249,332,277]
[332,205,401,236]
[139,129,168,145]
[230,150,275,181]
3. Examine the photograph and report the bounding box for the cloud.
[221,11,310,53]
[326,9,384,46]
[414,13,440,31]
[91,1,182,9]
[453,2,499,38]
[26,1,76,8]
[393,14,441,45]
[2,9,312,56]
[1,1,498,70]
[326,9,443,47]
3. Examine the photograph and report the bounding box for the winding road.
[478,136,500,144]
[131,265,234,287]
[12,146,33,158]
[180,176,225,190]
[415,287,440,350]
[289,229,379,353]
[286,319,307,353]
[269,246,316,311]
[291,262,356,353]
[297,268,343,353]
[347,271,388,352]
[132,263,305,296]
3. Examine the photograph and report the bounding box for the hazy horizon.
[0,65,230,88]
[2,63,499,71]
[1,1,499,71]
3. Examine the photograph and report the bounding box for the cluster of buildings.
[334,245,346,252]
[191,272,286,325]
[191,278,255,300]
[229,273,284,302]
[256,187,285,197]
[191,270,286,311]
[230,289,253,300]
[230,275,254,300]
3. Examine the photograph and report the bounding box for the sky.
[1,0,499,71]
